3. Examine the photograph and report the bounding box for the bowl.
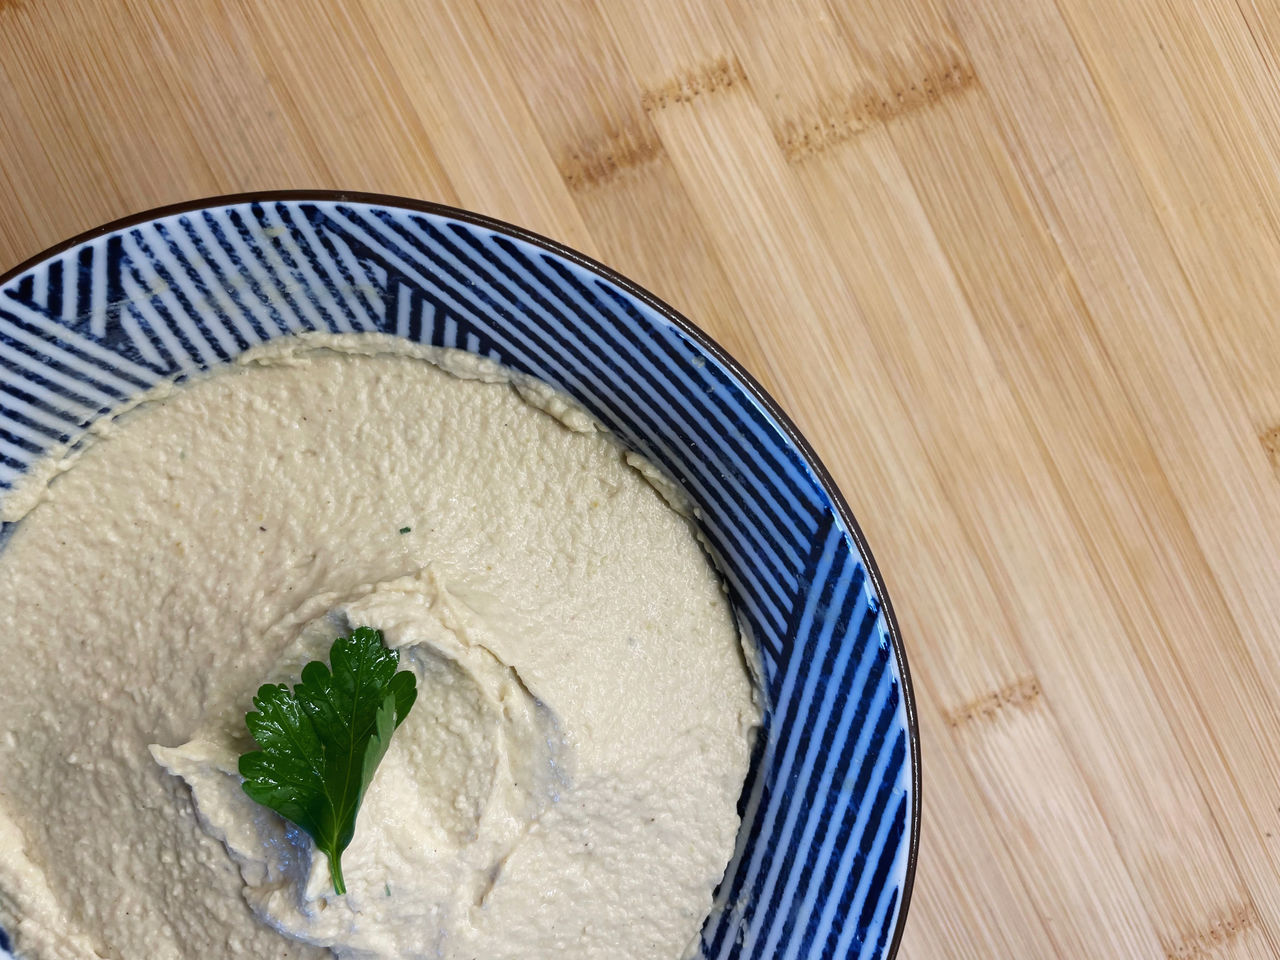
[0,193,919,960]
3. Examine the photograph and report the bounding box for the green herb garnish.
[398,526,411,534]
[238,627,417,895]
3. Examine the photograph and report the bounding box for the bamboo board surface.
[4,1,1280,957]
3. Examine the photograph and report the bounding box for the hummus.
[0,335,759,960]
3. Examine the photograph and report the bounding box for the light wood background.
[3,1,1280,957]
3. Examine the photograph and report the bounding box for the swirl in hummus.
[0,334,760,960]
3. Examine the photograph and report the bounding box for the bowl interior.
[0,196,917,960]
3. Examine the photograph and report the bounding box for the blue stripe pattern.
[0,199,914,960]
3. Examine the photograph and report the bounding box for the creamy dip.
[0,334,758,960]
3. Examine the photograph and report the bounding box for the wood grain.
[3,1,1280,956]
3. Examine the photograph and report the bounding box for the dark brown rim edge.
[0,190,920,960]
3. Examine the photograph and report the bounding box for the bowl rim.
[0,190,920,960]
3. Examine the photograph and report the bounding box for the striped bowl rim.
[0,191,920,960]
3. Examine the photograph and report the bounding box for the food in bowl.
[0,333,761,958]
[0,195,918,960]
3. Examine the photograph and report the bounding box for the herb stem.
[330,854,346,896]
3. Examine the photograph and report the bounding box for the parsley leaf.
[238,627,417,894]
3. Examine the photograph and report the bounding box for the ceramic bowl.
[0,193,919,960]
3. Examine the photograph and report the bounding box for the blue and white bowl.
[0,194,919,960]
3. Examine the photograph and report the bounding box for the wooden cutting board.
[4,1,1280,956]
